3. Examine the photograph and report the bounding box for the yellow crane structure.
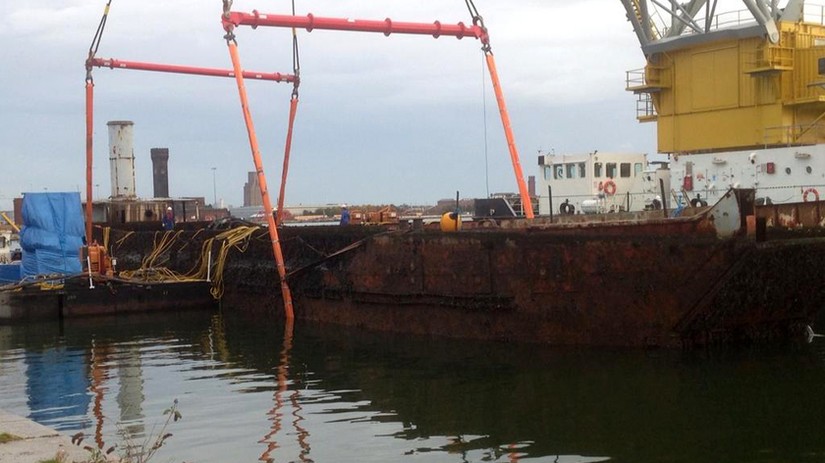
[0,212,19,233]
[620,0,825,152]
[620,0,825,204]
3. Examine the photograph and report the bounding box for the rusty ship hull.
[288,229,736,347]
[227,190,825,347]
[99,189,825,347]
[282,229,825,347]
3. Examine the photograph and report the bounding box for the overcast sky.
[0,0,658,211]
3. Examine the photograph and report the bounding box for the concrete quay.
[0,409,90,463]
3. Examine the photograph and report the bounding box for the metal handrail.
[644,4,825,42]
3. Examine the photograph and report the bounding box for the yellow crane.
[0,212,19,233]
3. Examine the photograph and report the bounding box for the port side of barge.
[75,190,825,347]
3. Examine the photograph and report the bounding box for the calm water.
[1,308,825,463]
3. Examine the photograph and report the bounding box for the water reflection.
[25,345,90,429]
[258,320,312,463]
[1,309,825,462]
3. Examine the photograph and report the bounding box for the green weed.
[69,399,183,463]
[0,432,22,444]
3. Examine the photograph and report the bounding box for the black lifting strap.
[86,0,114,81]
[291,0,301,97]
[464,0,482,25]
[463,0,490,52]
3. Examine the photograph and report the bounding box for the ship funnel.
[107,121,137,199]
[150,148,170,198]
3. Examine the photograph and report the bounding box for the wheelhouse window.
[555,165,564,179]
[634,163,643,176]
[594,162,603,178]
[578,162,586,178]
[620,162,631,178]
[606,162,617,179]
[566,164,576,178]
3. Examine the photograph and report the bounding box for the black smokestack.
[528,175,536,197]
[150,148,169,198]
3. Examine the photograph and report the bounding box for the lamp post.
[211,167,217,207]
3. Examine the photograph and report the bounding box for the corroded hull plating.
[287,233,825,347]
[100,189,825,347]
[293,233,735,346]
[220,190,821,346]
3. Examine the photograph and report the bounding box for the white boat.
[0,231,20,264]
[0,230,21,285]
[537,151,671,215]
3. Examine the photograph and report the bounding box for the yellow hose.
[115,226,261,301]
[183,226,261,299]
[114,231,135,252]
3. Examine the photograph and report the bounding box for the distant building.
[243,172,262,207]
[89,197,205,225]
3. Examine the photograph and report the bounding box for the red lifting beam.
[89,57,296,82]
[223,11,488,43]
[226,40,295,320]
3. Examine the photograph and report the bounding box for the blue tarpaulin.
[19,192,85,277]
[0,263,21,283]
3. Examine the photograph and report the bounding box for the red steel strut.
[84,0,113,245]
[222,16,295,320]
[276,1,302,227]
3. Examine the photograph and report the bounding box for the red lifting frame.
[84,59,296,244]
[222,10,534,219]
[89,57,296,82]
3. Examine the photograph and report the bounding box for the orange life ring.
[603,180,617,196]
[803,188,820,202]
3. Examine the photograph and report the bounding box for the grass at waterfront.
[0,432,21,443]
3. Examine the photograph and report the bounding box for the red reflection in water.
[89,339,111,450]
[259,320,311,462]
